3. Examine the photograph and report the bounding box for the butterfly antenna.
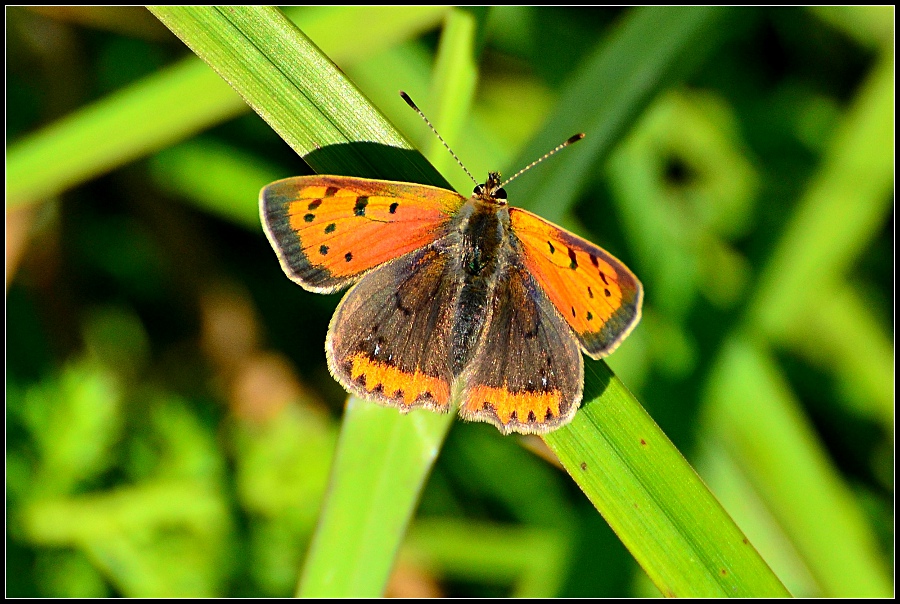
[400,91,479,187]
[500,133,585,188]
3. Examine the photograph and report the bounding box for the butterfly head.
[473,172,508,205]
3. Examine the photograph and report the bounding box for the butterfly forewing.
[260,176,465,293]
[509,208,643,358]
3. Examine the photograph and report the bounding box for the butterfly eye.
[473,184,484,196]
[494,187,507,201]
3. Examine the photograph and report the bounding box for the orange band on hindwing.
[463,385,562,425]
[347,352,450,409]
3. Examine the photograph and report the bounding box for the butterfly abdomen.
[450,282,489,375]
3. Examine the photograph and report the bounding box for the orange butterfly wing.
[260,176,465,293]
[509,208,643,358]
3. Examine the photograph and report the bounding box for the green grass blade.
[793,285,893,427]
[706,335,891,597]
[148,140,284,229]
[7,6,446,209]
[298,398,453,596]
[423,8,480,188]
[402,518,569,597]
[544,363,790,597]
[750,53,894,341]
[287,6,448,65]
[149,7,404,171]
[342,41,510,194]
[6,57,241,208]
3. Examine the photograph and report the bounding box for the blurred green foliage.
[6,6,893,597]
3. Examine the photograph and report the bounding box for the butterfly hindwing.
[458,264,583,435]
[260,176,465,293]
[326,244,463,412]
[509,208,642,359]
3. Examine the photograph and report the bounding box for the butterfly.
[260,94,642,435]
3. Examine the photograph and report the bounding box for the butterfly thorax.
[447,171,512,280]
[450,196,511,278]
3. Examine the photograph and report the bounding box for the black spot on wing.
[308,199,322,210]
[325,223,336,234]
[345,252,353,262]
[354,196,369,216]
[389,202,399,214]
[304,213,315,223]
[324,186,339,197]
[319,245,329,256]
[568,248,578,269]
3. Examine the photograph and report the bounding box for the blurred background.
[6,6,893,597]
